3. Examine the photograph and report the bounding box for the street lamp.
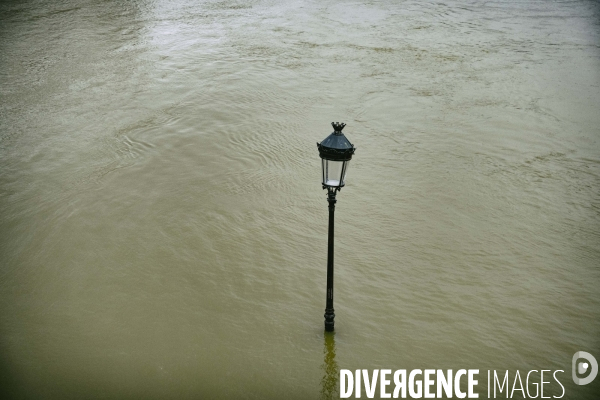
[317,122,356,332]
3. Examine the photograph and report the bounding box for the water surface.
[1,0,599,398]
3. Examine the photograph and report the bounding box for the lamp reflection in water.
[320,332,339,400]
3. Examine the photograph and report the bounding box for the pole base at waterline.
[324,310,335,332]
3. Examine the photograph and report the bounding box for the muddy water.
[1,0,599,398]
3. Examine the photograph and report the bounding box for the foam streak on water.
[1,0,599,398]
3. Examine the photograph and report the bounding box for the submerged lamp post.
[317,122,356,332]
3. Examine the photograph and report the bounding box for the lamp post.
[317,122,356,332]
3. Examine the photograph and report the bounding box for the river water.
[1,0,599,399]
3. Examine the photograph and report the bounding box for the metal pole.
[324,187,337,332]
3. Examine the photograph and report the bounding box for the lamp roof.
[317,122,356,161]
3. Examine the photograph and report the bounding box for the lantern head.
[317,122,356,189]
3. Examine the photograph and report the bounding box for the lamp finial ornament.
[331,122,346,132]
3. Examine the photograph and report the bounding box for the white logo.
[572,351,598,385]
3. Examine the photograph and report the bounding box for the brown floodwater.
[1,0,599,398]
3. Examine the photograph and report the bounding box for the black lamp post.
[317,122,356,332]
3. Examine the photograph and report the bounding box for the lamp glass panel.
[340,160,350,186]
[323,159,346,187]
